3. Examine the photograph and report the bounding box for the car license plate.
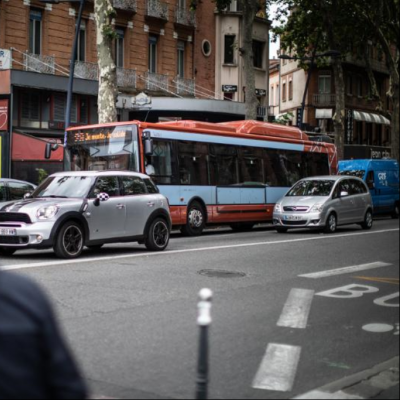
[284,215,303,221]
[0,228,17,236]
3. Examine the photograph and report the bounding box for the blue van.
[339,159,399,219]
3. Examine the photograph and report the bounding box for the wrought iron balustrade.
[312,93,336,106]
[146,72,169,92]
[117,68,137,88]
[74,61,99,80]
[175,6,196,27]
[175,77,195,96]
[146,0,169,20]
[23,53,55,75]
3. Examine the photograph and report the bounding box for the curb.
[294,357,399,399]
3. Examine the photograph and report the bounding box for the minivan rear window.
[287,180,335,197]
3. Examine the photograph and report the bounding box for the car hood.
[0,198,85,219]
[279,196,330,208]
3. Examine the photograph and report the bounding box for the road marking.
[362,323,395,333]
[293,390,364,399]
[252,343,301,392]
[277,289,315,329]
[299,262,393,279]
[1,228,398,272]
[316,284,380,299]
[355,277,399,285]
[374,292,399,308]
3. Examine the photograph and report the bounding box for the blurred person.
[0,271,87,399]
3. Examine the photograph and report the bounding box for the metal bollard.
[196,288,213,400]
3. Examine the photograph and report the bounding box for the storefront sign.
[345,109,354,144]
[0,50,12,70]
[296,108,303,127]
[371,148,392,159]
[0,99,9,131]
[256,89,267,97]
[344,145,392,160]
[222,85,238,93]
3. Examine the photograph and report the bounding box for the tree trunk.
[94,0,118,124]
[332,58,346,160]
[242,0,258,120]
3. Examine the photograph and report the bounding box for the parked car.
[0,171,171,259]
[0,179,36,206]
[339,159,399,219]
[273,176,374,233]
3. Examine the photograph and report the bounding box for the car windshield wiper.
[40,195,69,199]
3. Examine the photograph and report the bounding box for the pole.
[196,288,213,400]
[64,0,85,146]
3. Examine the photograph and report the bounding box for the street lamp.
[279,50,341,130]
[40,0,85,146]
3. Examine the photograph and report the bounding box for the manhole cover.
[198,269,247,278]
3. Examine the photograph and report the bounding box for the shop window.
[21,92,40,121]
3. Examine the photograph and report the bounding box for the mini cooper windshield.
[287,180,335,197]
[32,176,95,199]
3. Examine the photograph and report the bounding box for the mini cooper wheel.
[361,210,374,230]
[324,213,337,234]
[145,218,170,251]
[0,247,17,256]
[181,201,206,237]
[54,222,84,259]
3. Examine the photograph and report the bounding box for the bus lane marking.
[252,343,302,392]
[277,289,315,329]
[299,262,393,279]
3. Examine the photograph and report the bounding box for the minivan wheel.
[145,218,170,251]
[0,247,17,256]
[54,222,84,259]
[361,210,374,230]
[392,204,399,220]
[324,213,337,234]
[181,201,206,237]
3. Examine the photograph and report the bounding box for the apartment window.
[177,40,185,78]
[253,40,264,69]
[282,82,287,102]
[276,84,279,104]
[289,80,293,100]
[178,0,186,9]
[224,35,236,64]
[356,76,363,97]
[76,21,86,62]
[149,36,158,73]
[115,29,125,68]
[319,75,331,94]
[29,9,42,55]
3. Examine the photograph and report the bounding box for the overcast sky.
[269,3,281,59]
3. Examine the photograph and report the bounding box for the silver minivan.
[273,176,374,233]
[0,171,171,259]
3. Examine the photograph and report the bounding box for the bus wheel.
[181,201,206,237]
[392,203,399,220]
[230,223,255,232]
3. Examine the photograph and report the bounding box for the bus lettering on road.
[316,284,379,299]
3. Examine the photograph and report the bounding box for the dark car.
[0,179,36,205]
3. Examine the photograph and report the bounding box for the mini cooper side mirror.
[94,193,110,206]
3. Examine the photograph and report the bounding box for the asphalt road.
[1,218,399,399]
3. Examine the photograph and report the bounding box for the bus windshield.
[66,125,140,172]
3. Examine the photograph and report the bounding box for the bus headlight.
[37,205,59,220]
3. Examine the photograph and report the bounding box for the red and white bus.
[65,120,338,235]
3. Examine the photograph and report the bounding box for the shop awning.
[353,111,390,125]
[315,109,333,119]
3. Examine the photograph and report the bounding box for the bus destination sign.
[72,130,128,143]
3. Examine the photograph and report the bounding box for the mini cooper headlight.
[37,205,59,220]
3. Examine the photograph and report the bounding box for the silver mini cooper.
[273,176,374,233]
[0,171,171,259]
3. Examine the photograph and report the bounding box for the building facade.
[278,46,392,160]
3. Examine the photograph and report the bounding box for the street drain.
[198,269,247,278]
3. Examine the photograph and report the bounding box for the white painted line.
[362,323,394,333]
[277,289,315,329]
[293,390,364,399]
[299,262,393,279]
[1,228,398,272]
[252,343,301,392]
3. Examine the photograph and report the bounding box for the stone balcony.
[146,0,169,21]
[175,6,196,27]
[146,72,169,92]
[113,0,137,12]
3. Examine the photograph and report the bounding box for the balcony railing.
[117,68,137,88]
[74,61,99,80]
[345,54,388,74]
[146,72,169,92]
[312,93,336,106]
[175,77,195,96]
[146,0,169,20]
[113,0,137,12]
[175,6,196,27]
[23,52,55,75]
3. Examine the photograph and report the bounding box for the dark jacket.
[0,271,87,399]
